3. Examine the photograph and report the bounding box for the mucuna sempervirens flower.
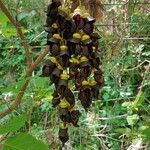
[42,0,104,147]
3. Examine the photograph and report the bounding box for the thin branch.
[27,46,49,76]
[0,0,32,67]
[92,134,122,142]
[123,60,150,71]
[0,46,49,119]
[0,80,29,119]
[97,114,127,120]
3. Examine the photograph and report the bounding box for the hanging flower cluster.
[42,0,104,146]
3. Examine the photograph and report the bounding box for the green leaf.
[17,12,29,21]
[126,114,139,126]
[122,102,131,107]
[2,27,17,39]
[143,126,150,141]
[40,102,52,112]
[18,10,36,21]
[3,133,49,150]
[0,115,27,134]
[1,26,27,39]
[0,11,9,26]
[102,93,110,100]
[114,128,126,134]
[130,91,145,111]
[31,77,49,89]
[0,78,29,94]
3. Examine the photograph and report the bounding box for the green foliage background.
[0,0,150,149]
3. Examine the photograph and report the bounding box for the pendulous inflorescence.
[42,0,104,147]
